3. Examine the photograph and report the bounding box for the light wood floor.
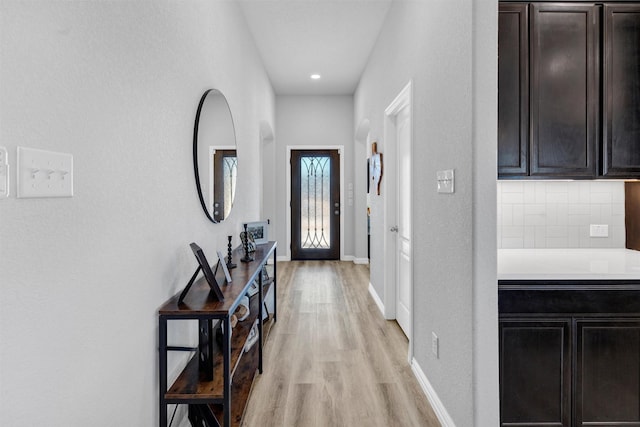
[243,261,441,427]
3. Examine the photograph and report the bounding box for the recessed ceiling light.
[310,74,321,80]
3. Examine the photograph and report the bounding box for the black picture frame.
[178,243,224,303]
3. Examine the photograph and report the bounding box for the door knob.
[334,210,340,215]
[390,226,398,232]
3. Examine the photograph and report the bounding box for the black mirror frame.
[193,89,236,223]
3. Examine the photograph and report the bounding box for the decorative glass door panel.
[213,150,237,222]
[291,150,340,260]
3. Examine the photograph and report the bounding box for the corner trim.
[368,282,385,315]
[411,358,456,427]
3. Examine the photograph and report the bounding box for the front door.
[291,150,340,260]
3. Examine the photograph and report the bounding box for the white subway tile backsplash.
[502,204,513,225]
[502,237,524,248]
[497,181,626,249]
[568,226,580,247]
[524,226,535,248]
[512,204,524,226]
[523,182,537,203]
[547,182,569,193]
[501,181,524,193]
[547,237,569,248]
[502,192,524,204]
[567,214,590,226]
[590,191,613,204]
[535,182,547,203]
[613,203,625,216]
[503,225,524,238]
[547,192,569,203]
[613,185,625,203]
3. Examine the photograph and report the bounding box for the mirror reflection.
[193,89,237,223]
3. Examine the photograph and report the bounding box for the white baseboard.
[342,255,355,262]
[353,257,369,265]
[411,358,456,427]
[368,282,385,315]
[276,255,290,262]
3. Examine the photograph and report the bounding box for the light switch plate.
[17,147,73,198]
[0,146,8,198]
[437,169,454,193]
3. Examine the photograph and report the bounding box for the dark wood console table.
[158,241,277,427]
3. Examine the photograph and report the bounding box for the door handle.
[390,226,398,232]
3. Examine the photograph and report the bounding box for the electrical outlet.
[590,224,609,238]
[17,147,73,198]
[0,146,8,198]
[432,332,439,359]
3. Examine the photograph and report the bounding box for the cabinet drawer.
[499,288,640,315]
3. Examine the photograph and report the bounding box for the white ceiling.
[238,0,394,95]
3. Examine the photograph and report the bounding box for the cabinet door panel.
[530,3,599,178]
[500,320,571,427]
[603,5,640,177]
[577,320,640,426]
[499,3,529,177]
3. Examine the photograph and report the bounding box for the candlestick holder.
[226,235,237,269]
[241,224,254,262]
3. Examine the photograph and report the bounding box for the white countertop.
[498,248,640,280]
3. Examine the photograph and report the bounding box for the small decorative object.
[226,235,236,269]
[246,220,269,245]
[216,251,232,283]
[370,141,383,195]
[240,223,254,262]
[234,296,250,322]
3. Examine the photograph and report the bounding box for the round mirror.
[193,89,238,223]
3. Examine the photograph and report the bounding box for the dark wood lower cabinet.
[500,320,571,427]
[576,320,640,426]
[499,283,640,426]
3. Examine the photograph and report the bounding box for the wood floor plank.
[242,261,441,427]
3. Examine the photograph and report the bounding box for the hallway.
[243,261,441,426]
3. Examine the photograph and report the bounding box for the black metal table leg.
[258,268,264,374]
[159,316,167,427]
[223,315,231,427]
[273,247,277,323]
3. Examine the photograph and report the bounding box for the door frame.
[286,145,345,261]
[383,81,414,362]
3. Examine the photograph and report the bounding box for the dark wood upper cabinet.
[530,3,599,178]
[499,4,529,176]
[603,4,640,176]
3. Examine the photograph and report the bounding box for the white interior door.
[395,105,412,338]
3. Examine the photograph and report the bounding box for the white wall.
[0,1,274,425]
[270,95,355,259]
[498,181,626,249]
[355,0,498,425]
